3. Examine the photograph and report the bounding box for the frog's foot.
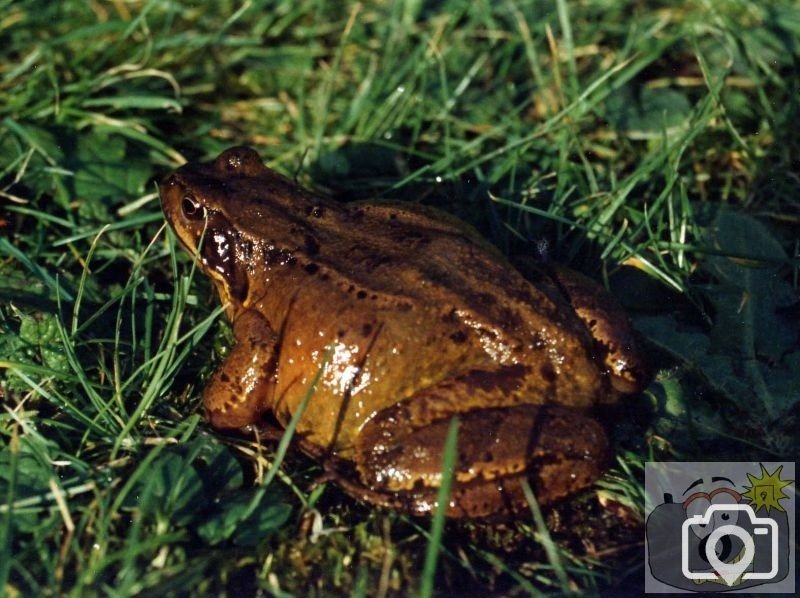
[310,456,413,513]
[355,402,610,519]
[247,418,290,442]
[203,309,278,430]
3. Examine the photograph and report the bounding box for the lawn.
[1,0,798,594]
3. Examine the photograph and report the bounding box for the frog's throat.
[211,274,245,319]
[171,225,198,260]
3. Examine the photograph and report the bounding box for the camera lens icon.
[681,504,779,586]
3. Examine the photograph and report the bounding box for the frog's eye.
[182,195,205,220]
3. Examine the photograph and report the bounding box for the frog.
[159,146,650,518]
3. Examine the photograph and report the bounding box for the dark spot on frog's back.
[540,362,556,383]
[393,228,431,248]
[441,308,458,323]
[304,262,320,275]
[362,323,373,337]
[449,330,468,344]
[477,292,496,306]
[363,254,393,270]
[497,306,523,330]
[306,205,325,218]
[464,364,528,394]
[304,234,321,256]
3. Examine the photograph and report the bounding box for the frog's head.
[159,146,267,309]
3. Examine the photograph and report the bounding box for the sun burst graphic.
[742,464,793,514]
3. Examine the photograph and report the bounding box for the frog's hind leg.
[354,398,609,519]
[203,309,278,431]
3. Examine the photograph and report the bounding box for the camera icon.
[681,503,778,585]
[645,463,794,592]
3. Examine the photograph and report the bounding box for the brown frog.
[159,146,649,518]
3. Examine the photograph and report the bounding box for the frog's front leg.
[546,265,650,394]
[203,309,278,430]
[352,372,609,518]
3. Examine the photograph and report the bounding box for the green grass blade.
[419,415,459,598]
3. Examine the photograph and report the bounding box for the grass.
[1,0,799,594]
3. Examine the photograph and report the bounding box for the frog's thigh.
[355,402,609,518]
[204,309,278,430]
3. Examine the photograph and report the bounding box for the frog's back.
[301,197,593,352]
[257,191,607,434]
